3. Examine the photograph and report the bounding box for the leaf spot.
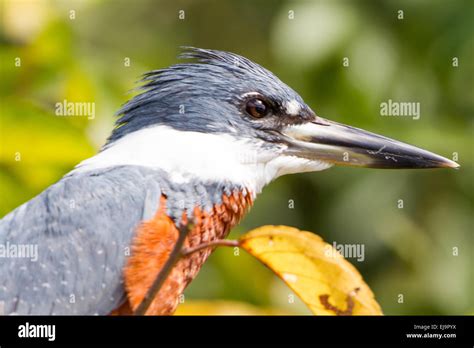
[319,287,360,316]
[282,273,298,283]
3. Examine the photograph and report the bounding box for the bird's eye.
[245,98,270,118]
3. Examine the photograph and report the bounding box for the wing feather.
[0,166,162,315]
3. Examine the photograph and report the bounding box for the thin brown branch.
[134,224,190,316]
[133,226,239,315]
[181,239,240,257]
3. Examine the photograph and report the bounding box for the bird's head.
[76,47,458,195]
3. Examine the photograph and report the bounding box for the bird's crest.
[105,47,281,145]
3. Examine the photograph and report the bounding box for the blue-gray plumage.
[0,165,242,314]
[0,47,458,315]
[107,47,313,146]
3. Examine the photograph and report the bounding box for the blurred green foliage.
[0,0,472,314]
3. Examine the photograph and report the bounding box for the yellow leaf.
[239,225,382,315]
[175,300,289,316]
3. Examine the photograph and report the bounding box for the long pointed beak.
[282,119,459,169]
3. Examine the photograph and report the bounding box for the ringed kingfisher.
[0,48,458,315]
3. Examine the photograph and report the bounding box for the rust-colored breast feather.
[112,191,253,315]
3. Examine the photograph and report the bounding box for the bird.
[0,47,459,316]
